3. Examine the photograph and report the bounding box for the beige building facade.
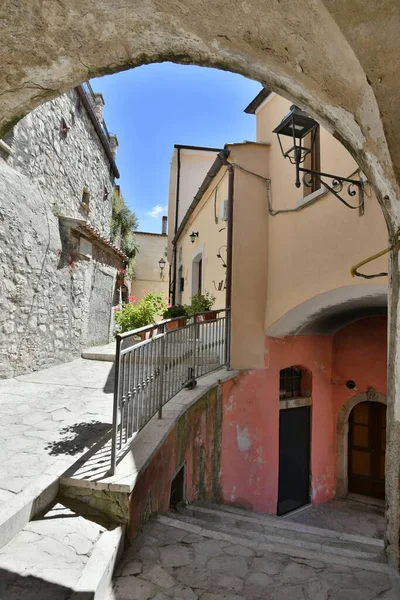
[130,226,169,300]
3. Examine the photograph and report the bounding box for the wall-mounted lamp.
[189,231,199,244]
[158,257,166,279]
[273,105,364,211]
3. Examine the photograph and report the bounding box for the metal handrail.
[110,308,230,474]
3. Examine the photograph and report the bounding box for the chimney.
[93,93,105,121]
[108,134,119,160]
[162,216,168,236]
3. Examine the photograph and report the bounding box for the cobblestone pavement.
[106,518,400,600]
[0,358,114,508]
[286,498,385,540]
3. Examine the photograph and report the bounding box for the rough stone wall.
[0,89,121,378]
[6,88,115,237]
[0,159,121,377]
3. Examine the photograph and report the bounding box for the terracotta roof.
[59,216,128,261]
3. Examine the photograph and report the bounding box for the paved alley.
[106,515,400,600]
[0,358,114,508]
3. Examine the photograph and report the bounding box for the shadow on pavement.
[45,421,112,455]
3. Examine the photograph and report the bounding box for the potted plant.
[116,267,126,286]
[113,291,168,340]
[163,305,188,331]
[187,291,217,321]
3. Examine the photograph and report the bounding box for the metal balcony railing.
[110,309,230,474]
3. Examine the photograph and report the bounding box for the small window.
[79,237,92,257]
[103,185,109,201]
[76,98,83,114]
[170,464,185,507]
[60,117,70,139]
[280,367,302,399]
[180,277,184,292]
[179,246,183,263]
[220,199,229,221]
[80,187,90,213]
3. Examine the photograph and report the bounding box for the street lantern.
[189,231,199,244]
[158,257,166,278]
[273,104,364,211]
[273,105,318,187]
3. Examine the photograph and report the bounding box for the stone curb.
[70,525,125,600]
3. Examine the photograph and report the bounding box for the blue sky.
[91,63,261,233]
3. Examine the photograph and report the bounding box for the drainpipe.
[172,147,181,305]
[225,162,234,311]
[224,161,234,368]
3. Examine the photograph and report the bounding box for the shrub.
[186,291,216,314]
[163,304,188,319]
[113,291,168,334]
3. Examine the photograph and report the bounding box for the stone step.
[0,498,124,600]
[190,502,384,549]
[0,474,59,551]
[157,507,389,573]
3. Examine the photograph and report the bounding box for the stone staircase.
[0,483,124,600]
[158,502,389,573]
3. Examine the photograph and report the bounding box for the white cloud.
[147,204,168,219]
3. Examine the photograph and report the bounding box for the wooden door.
[278,406,311,516]
[348,402,386,499]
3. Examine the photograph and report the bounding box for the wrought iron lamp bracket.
[299,167,365,215]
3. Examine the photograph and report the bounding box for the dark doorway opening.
[170,463,185,508]
[278,405,311,516]
[348,401,386,499]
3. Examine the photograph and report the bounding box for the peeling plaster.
[236,424,251,452]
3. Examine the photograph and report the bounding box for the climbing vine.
[110,190,139,279]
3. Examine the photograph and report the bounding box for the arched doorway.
[191,251,203,297]
[348,401,386,499]
[336,390,386,499]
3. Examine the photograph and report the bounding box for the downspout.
[224,161,234,368]
[172,147,181,305]
[225,162,234,311]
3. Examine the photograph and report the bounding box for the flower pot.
[166,318,187,331]
[203,310,217,321]
[138,330,151,341]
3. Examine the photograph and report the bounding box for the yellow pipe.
[350,240,400,278]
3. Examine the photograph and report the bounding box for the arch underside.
[266,285,387,337]
[1,2,400,227]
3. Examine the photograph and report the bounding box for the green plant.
[186,291,216,314]
[163,304,188,319]
[142,291,167,316]
[110,192,139,276]
[113,291,168,334]
[114,302,155,333]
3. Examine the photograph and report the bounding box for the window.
[280,367,302,399]
[179,245,183,263]
[79,237,92,257]
[80,187,90,213]
[303,125,321,196]
[60,117,70,139]
[103,185,109,201]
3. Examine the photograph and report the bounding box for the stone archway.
[336,388,386,498]
[3,0,400,570]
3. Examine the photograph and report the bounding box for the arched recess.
[191,249,203,297]
[336,389,386,498]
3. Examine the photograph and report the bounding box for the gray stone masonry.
[0,88,121,377]
[5,88,115,236]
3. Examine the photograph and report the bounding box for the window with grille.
[280,367,302,399]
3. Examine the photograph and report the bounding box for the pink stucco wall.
[220,316,387,514]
